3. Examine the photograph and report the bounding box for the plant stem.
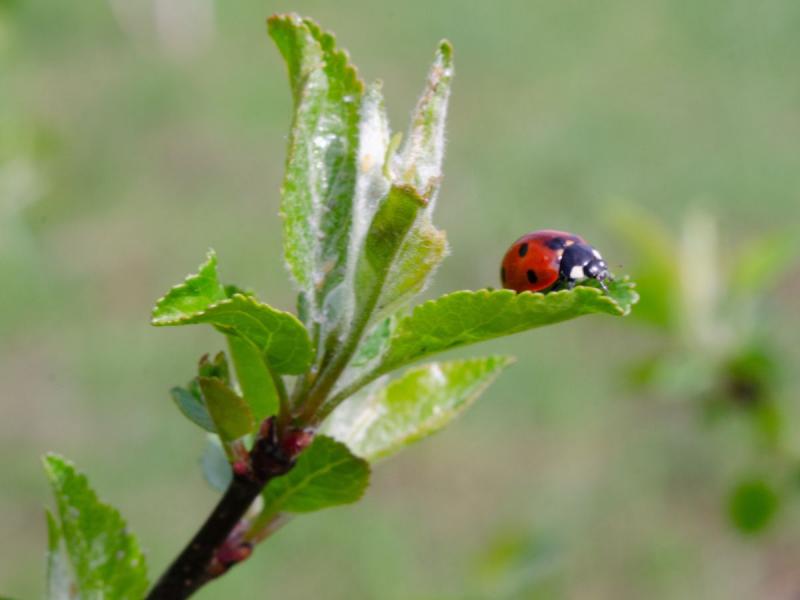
[146,419,294,600]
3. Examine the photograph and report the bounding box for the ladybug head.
[560,242,611,292]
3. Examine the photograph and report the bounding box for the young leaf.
[201,436,233,493]
[353,184,426,319]
[377,283,637,376]
[324,356,513,461]
[268,14,363,326]
[170,385,216,432]
[45,510,72,600]
[153,293,312,375]
[150,249,226,323]
[376,215,448,317]
[43,454,148,600]
[197,377,255,441]
[392,40,453,207]
[377,41,453,314]
[261,435,369,516]
[227,335,279,422]
[351,316,394,367]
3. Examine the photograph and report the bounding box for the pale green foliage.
[45,510,71,600]
[170,385,216,432]
[261,435,370,515]
[43,455,148,600]
[268,14,363,331]
[324,357,514,461]
[201,436,233,493]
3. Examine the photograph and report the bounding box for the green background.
[2,1,800,598]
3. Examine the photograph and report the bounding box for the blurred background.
[2,1,800,598]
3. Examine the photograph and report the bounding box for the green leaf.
[45,509,72,600]
[154,293,312,375]
[198,377,255,441]
[353,184,425,319]
[378,41,454,314]
[227,335,279,421]
[170,385,216,432]
[351,316,394,367]
[268,14,363,326]
[198,351,231,385]
[261,435,369,515]
[728,478,780,534]
[324,357,513,461]
[201,436,232,493]
[151,249,226,323]
[376,215,447,317]
[43,454,148,600]
[377,282,637,375]
[392,40,453,206]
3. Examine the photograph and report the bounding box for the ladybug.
[500,229,611,293]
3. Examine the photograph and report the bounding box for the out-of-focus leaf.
[268,14,363,327]
[377,282,637,376]
[45,509,72,600]
[611,207,678,330]
[170,385,216,433]
[198,377,254,441]
[227,335,279,421]
[325,357,513,461]
[43,454,148,600]
[731,232,799,295]
[201,436,232,493]
[154,293,312,375]
[261,435,369,515]
[728,477,779,534]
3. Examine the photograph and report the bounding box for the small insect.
[500,229,611,293]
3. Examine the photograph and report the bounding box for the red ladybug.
[500,229,611,293]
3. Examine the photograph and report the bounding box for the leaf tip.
[437,39,454,63]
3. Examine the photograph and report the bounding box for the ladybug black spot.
[518,242,529,257]
[526,269,538,284]
[500,266,506,284]
[545,237,565,250]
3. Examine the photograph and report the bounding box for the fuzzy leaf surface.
[325,356,513,461]
[378,282,637,374]
[43,454,148,600]
[379,41,453,313]
[261,435,369,515]
[268,14,363,325]
[45,510,72,600]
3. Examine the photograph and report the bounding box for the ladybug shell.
[500,230,586,293]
